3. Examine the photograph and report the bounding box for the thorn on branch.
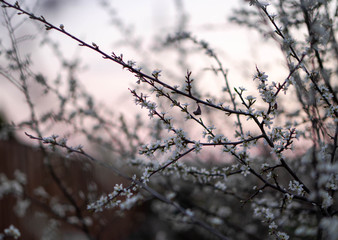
[92,42,99,50]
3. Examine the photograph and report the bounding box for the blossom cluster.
[87,183,140,212]
[0,0,337,239]
[1,225,21,239]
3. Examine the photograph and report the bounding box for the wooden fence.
[0,139,145,240]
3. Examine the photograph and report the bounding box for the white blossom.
[4,225,21,239]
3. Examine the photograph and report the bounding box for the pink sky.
[0,0,288,144]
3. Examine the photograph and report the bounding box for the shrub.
[0,0,337,239]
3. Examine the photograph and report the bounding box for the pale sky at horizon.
[0,0,288,142]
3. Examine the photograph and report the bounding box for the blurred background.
[0,0,290,239]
